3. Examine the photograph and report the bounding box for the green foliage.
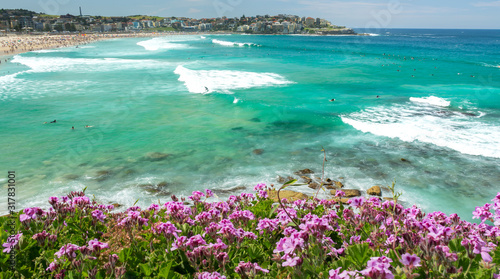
[246,199,276,219]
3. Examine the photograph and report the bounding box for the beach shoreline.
[0,31,372,59]
[0,32,204,58]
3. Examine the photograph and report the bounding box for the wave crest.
[174,65,293,94]
[212,39,259,47]
[410,96,450,107]
[341,101,500,158]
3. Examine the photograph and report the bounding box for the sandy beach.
[0,32,175,57]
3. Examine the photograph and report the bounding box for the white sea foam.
[0,72,21,85]
[212,39,259,47]
[341,102,500,158]
[201,36,206,39]
[480,62,500,68]
[11,55,165,73]
[174,65,293,94]
[137,37,189,51]
[409,96,450,107]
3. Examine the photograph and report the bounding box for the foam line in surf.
[341,101,500,158]
[410,96,450,107]
[174,65,293,94]
[136,37,193,51]
[11,55,166,73]
[212,39,259,47]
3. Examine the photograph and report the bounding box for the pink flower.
[198,271,226,279]
[254,183,266,191]
[205,189,214,198]
[189,191,205,202]
[171,236,187,251]
[329,267,355,279]
[48,196,59,206]
[235,261,269,276]
[257,218,279,234]
[46,261,58,272]
[55,243,81,259]
[361,257,394,279]
[186,234,207,249]
[2,233,22,253]
[350,197,365,207]
[153,222,181,239]
[91,210,106,223]
[147,204,160,212]
[472,203,493,223]
[87,239,109,252]
[401,253,421,268]
[282,256,301,267]
[257,190,268,199]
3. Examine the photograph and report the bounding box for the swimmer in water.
[50,120,56,123]
[329,98,335,102]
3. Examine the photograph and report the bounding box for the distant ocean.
[1,29,499,221]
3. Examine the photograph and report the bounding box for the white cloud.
[472,1,500,7]
[188,8,202,13]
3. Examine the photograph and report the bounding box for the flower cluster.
[1,184,499,278]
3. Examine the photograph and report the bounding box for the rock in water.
[63,174,79,180]
[253,149,264,155]
[157,181,168,187]
[212,186,246,194]
[308,182,320,189]
[332,189,361,197]
[277,176,294,184]
[325,180,343,189]
[367,186,382,196]
[144,152,170,161]
[301,176,312,184]
[95,170,112,182]
[294,169,314,175]
[267,189,308,202]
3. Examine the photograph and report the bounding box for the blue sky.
[3,0,500,29]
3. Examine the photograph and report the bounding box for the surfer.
[329,98,335,102]
[50,120,56,123]
[71,126,74,130]
[376,95,380,98]
[205,86,209,92]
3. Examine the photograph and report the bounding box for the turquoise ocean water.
[1,29,499,221]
